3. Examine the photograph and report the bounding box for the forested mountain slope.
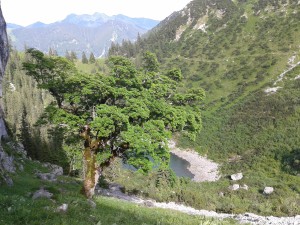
[113,0,299,103]
[108,0,300,216]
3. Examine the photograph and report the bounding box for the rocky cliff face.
[0,3,14,186]
[0,3,8,137]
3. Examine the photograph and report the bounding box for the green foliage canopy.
[23,48,204,172]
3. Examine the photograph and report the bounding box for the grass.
[0,158,239,225]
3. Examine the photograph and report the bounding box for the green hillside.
[108,0,300,216]
[2,0,300,220]
[0,149,237,225]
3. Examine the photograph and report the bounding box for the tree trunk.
[82,147,101,198]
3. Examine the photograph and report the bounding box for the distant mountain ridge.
[7,13,159,57]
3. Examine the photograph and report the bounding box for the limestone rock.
[0,3,12,186]
[35,162,64,182]
[36,172,57,181]
[144,200,155,207]
[229,184,240,191]
[32,187,53,199]
[263,186,274,195]
[0,149,16,173]
[240,184,249,190]
[57,204,68,212]
[230,172,243,181]
[0,2,9,137]
[42,162,63,176]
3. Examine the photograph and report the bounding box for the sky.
[1,0,192,26]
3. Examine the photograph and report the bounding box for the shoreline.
[168,141,220,182]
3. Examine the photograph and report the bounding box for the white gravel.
[168,140,220,182]
[96,184,300,225]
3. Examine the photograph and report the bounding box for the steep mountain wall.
[0,3,8,137]
[0,3,14,186]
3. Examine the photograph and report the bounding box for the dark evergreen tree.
[48,47,54,56]
[70,51,77,61]
[65,50,71,61]
[89,52,96,64]
[18,107,36,159]
[81,51,88,64]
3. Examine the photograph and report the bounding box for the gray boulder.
[263,186,274,195]
[42,162,63,176]
[32,187,53,199]
[230,172,243,181]
[36,172,57,181]
[229,184,240,191]
[56,203,68,212]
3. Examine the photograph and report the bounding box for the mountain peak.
[8,12,159,57]
[26,21,47,28]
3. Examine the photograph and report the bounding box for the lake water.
[169,152,194,179]
[123,153,194,179]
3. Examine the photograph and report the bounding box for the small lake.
[123,153,194,179]
[169,152,194,179]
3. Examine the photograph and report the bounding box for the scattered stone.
[35,163,64,182]
[264,86,282,94]
[228,155,242,163]
[18,164,24,171]
[6,142,26,157]
[4,176,13,187]
[87,199,96,208]
[230,172,243,181]
[263,187,274,195]
[109,183,123,192]
[57,204,68,212]
[32,187,53,200]
[42,163,63,176]
[144,200,155,207]
[218,192,224,197]
[241,184,249,190]
[36,172,57,182]
[229,184,240,191]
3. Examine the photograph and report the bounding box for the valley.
[1,0,300,224]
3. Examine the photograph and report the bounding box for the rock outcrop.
[0,3,8,137]
[0,3,13,186]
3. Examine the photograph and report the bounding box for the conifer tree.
[70,51,77,61]
[65,50,71,61]
[89,52,96,64]
[48,47,54,56]
[81,51,88,64]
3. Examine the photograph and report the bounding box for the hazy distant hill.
[7,13,159,57]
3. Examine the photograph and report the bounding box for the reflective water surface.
[123,153,195,179]
[169,152,194,179]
